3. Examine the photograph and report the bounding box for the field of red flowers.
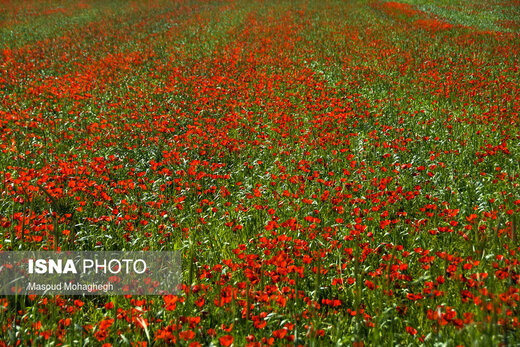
[1,0,519,345]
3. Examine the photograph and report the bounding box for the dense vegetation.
[1,0,519,345]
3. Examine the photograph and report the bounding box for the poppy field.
[1,0,520,345]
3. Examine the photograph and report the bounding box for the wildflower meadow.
[0,0,519,345]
